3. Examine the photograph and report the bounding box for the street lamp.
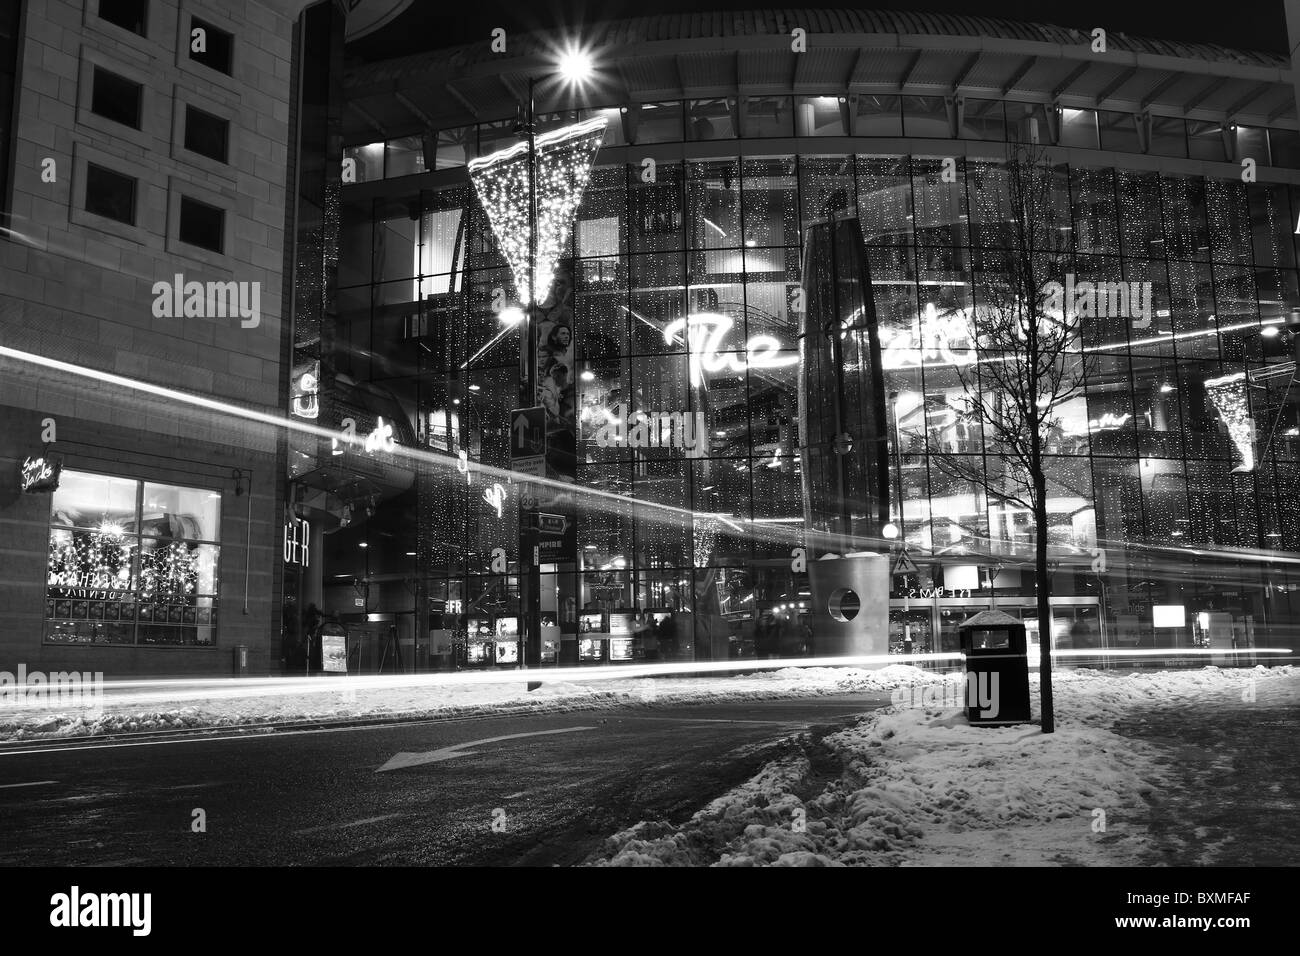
[510,46,597,672]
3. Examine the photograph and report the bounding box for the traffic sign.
[535,513,568,536]
[510,406,546,460]
[892,549,919,577]
[510,457,545,478]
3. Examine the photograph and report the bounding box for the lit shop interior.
[296,96,1300,670]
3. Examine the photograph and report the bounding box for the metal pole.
[519,76,541,672]
[243,470,252,615]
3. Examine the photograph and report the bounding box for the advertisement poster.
[531,260,578,561]
[321,631,347,673]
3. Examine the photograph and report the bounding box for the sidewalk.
[586,665,1298,866]
[1120,673,1300,866]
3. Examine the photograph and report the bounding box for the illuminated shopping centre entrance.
[291,14,1300,672]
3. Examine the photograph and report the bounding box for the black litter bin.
[957,610,1031,725]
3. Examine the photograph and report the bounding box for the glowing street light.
[557,45,595,86]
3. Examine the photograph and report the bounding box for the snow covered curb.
[587,665,1296,866]
[0,664,932,741]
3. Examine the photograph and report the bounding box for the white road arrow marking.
[376,726,597,773]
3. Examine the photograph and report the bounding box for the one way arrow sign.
[376,726,596,772]
[510,406,545,459]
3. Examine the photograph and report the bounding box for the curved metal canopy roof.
[342,7,1295,146]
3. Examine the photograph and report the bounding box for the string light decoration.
[139,541,200,601]
[467,116,606,305]
[1204,372,1255,473]
[47,528,133,589]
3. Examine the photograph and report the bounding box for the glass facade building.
[320,20,1300,668]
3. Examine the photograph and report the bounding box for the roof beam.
[951,52,981,92]
[1094,67,1137,107]
[845,46,869,88]
[898,48,924,92]
[1052,61,1093,100]
[498,74,527,103]
[1223,81,1275,120]
[444,81,480,119]
[395,91,436,129]
[1182,77,1222,114]
[346,101,386,139]
[1267,98,1294,124]
[1138,72,1181,110]
[1001,56,1037,96]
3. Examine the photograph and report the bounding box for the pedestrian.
[657,613,677,661]
[303,603,323,673]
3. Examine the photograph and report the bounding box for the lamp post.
[512,47,595,672]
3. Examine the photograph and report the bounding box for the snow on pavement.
[588,664,1298,866]
[0,664,931,740]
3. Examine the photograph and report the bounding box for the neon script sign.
[663,314,798,388]
[20,455,61,493]
[880,303,976,371]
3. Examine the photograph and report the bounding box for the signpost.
[892,548,919,578]
[511,407,546,672]
[509,406,546,475]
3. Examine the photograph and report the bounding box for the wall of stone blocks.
[0,0,309,675]
[0,403,280,677]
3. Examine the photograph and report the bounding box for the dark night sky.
[346,0,1290,61]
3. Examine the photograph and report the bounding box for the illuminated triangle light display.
[1204,372,1255,473]
[467,115,606,305]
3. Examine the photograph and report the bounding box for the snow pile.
[590,665,1297,867]
[0,664,936,741]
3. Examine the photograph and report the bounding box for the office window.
[1098,111,1141,153]
[855,94,902,137]
[84,163,137,225]
[1235,125,1269,165]
[179,195,225,253]
[744,96,794,138]
[1269,128,1300,169]
[97,0,147,35]
[1188,120,1226,162]
[903,96,950,138]
[91,67,142,129]
[1149,116,1187,158]
[960,99,1005,141]
[1058,108,1099,149]
[795,96,847,137]
[343,142,384,181]
[636,101,684,144]
[189,17,233,75]
[183,105,229,163]
[385,135,426,177]
[686,98,736,140]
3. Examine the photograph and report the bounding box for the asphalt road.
[0,694,886,867]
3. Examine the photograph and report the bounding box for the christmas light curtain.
[1204,372,1256,473]
[467,116,606,306]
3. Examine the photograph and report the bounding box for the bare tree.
[929,141,1089,734]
